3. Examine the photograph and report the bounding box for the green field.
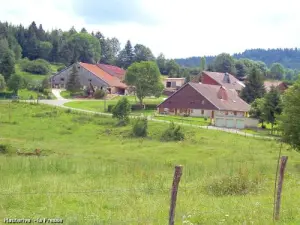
[64,96,166,112]
[0,102,300,224]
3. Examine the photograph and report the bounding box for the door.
[215,118,225,127]
[226,119,235,128]
[236,120,245,129]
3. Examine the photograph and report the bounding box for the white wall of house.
[164,79,185,88]
[214,116,258,129]
[190,109,212,117]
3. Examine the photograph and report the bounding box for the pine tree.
[117,40,134,69]
[200,57,206,72]
[240,67,265,103]
[66,64,81,93]
[0,48,15,81]
[262,86,282,133]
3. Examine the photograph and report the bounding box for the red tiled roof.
[202,71,245,91]
[189,83,250,111]
[97,64,126,80]
[79,62,127,89]
[158,82,250,112]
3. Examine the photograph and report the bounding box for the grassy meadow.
[0,102,300,224]
[64,96,166,113]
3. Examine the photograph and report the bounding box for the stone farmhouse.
[51,62,127,95]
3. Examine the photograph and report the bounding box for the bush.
[144,104,158,110]
[112,97,131,125]
[131,104,144,111]
[132,117,148,137]
[94,89,106,99]
[161,122,185,141]
[107,104,114,112]
[70,91,84,97]
[0,144,10,154]
[19,58,51,75]
[206,168,263,196]
[57,65,66,72]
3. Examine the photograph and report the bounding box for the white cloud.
[0,0,300,58]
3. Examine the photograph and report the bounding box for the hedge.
[107,103,158,112]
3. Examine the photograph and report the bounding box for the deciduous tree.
[0,74,6,91]
[279,78,300,151]
[7,74,24,95]
[125,61,164,106]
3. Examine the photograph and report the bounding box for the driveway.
[51,89,66,100]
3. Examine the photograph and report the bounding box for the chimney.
[217,86,228,100]
[223,72,230,83]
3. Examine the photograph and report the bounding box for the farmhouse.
[201,71,245,93]
[264,80,288,93]
[157,82,258,129]
[51,62,127,95]
[163,77,186,96]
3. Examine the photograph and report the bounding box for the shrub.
[57,65,66,72]
[70,91,84,97]
[132,117,148,137]
[107,104,114,112]
[19,58,51,75]
[112,97,131,125]
[94,89,106,99]
[131,104,144,111]
[0,144,10,154]
[206,168,263,196]
[144,104,158,110]
[161,122,185,141]
[130,104,157,111]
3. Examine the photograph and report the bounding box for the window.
[60,78,64,81]
[166,82,171,88]
[201,110,204,114]
[234,111,237,116]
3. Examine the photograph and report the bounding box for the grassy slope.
[0,103,300,224]
[0,63,61,99]
[64,96,166,112]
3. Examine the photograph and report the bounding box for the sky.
[0,0,300,59]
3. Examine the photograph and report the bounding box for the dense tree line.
[175,48,300,69]
[175,49,300,81]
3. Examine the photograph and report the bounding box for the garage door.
[215,118,225,127]
[226,119,235,128]
[236,119,245,129]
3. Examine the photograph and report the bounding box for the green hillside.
[0,103,299,224]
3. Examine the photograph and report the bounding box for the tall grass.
[0,102,299,224]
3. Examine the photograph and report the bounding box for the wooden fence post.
[169,165,183,225]
[274,156,288,221]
